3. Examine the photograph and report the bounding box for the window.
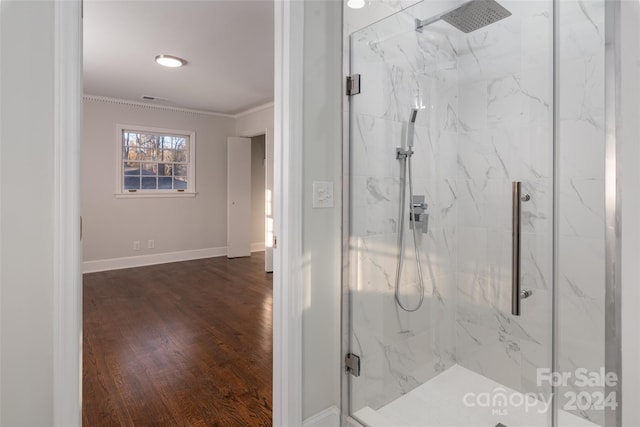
[117,125,196,196]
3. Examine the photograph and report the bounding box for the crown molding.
[233,101,275,119]
[82,94,235,118]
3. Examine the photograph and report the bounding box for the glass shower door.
[347,1,554,425]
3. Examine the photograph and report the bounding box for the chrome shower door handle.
[511,181,533,315]
[512,181,522,316]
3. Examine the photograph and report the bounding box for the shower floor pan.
[353,364,601,427]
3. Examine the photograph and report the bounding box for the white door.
[227,137,252,258]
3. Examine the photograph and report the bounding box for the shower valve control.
[410,195,429,234]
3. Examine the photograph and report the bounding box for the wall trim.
[234,102,275,119]
[251,242,266,253]
[303,406,341,427]
[82,247,228,274]
[53,1,83,426]
[83,94,276,120]
[83,94,235,118]
[273,0,304,425]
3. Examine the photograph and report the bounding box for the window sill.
[114,192,198,199]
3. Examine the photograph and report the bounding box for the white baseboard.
[303,406,340,427]
[251,242,265,252]
[82,246,228,273]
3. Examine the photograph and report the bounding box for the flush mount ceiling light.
[154,54,186,68]
[347,0,365,8]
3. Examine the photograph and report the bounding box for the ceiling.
[83,0,274,115]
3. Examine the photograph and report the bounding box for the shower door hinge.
[346,74,361,96]
[345,353,361,377]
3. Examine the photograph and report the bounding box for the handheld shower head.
[409,108,418,123]
[407,108,419,147]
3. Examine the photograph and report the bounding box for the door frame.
[53,0,304,425]
[53,0,83,425]
[273,0,304,425]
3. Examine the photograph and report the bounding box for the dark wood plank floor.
[83,253,272,426]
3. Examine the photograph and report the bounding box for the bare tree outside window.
[120,128,193,192]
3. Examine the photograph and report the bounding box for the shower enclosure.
[345,0,609,426]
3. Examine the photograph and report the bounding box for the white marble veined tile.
[351,175,370,210]
[558,235,605,301]
[520,337,553,396]
[559,119,605,180]
[558,0,604,61]
[456,322,524,392]
[500,125,554,181]
[454,21,522,83]
[558,178,605,239]
[351,114,404,178]
[521,7,553,68]
[407,128,458,182]
[352,41,458,124]
[556,232,605,427]
[458,80,488,132]
[558,54,604,126]
[455,277,547,347]
[520,232,553,291]
[520,61,553,112]
[455,179,511,229]
[487,73,550,128]
[457,130,510,180]
[519,179,553,234]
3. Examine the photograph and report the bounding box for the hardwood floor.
[83,253,272,426]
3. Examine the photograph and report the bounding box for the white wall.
[236,104,274,138]
[82,98,236,267]
[620,0,640,424]
[251,135,266,247]
[0,0,56,424]
[301,0,342,419]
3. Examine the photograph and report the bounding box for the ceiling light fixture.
[347,0,366,9]
[155,54,186,68]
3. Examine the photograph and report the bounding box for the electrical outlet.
[133,240,141,251]
[147,239,155,249]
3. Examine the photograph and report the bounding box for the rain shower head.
[415,0,512,34]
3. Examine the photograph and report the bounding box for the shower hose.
[394,152,425,312]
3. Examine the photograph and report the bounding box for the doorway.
[81,1,275,425]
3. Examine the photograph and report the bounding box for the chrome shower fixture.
[415,0,512,33]
[394,108,427,313]
[407,107,418,147]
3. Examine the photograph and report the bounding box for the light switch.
[312,181,334,208]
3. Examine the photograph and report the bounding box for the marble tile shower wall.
[451,0,555,398]
[557,1,605,425]
[347,2,605,423]
[349,9,459,411]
